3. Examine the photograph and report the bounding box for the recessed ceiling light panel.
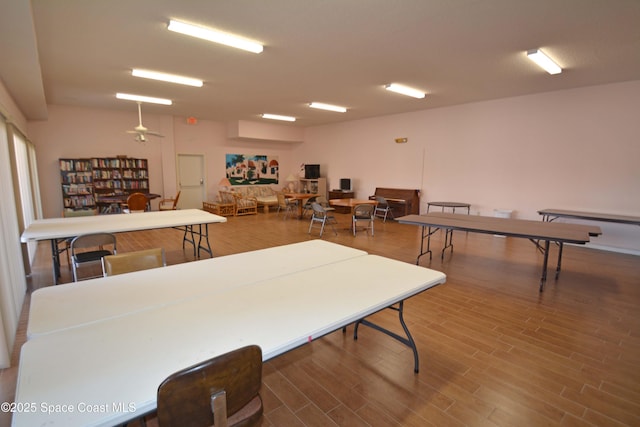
[526,49,562,75]
[384,83,426,99]
[309,102,347,113]
[168,19,263,54]
[261,113,296,122]
[116,93,172,105]
[132,69,203,87]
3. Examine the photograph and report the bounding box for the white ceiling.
[2,0,639,127]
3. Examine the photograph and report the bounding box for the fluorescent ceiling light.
[168,19,263,54]
[526,49,562,75]
[132,69,203,87]
[384,83,426,99]
[261,113,296,122]
[116,93,172,105]
[309,102,347,113]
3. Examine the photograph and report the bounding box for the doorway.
[176,154,206,209]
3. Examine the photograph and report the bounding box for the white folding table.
[13,243,446,427]
[20,209,227,285]
[27,240,367,338]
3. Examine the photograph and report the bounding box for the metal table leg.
[416,225,434,265]
[353,300,420,373]
[50,239,61,285]
[539,240,550,292]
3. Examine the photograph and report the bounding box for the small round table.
[426,201,471,214]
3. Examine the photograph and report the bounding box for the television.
[340,178,351,191]
[304,164,320,179]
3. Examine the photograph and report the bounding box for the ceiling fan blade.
[126,102,162,140]
[137,101,144,127]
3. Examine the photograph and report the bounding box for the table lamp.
[286,174,297,192]
[218,177,232,191]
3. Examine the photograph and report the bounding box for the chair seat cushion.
[74,250,112,264]
[255,195,277,205]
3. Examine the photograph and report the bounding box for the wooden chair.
[126,192,148,212]
[159,191,181,211]
[70,233,117,281]
[232,193,258,216]
[101,247,166,277]
[276,191,298,220]
[352,204,375,236]
[219,191,258,216]
[157,345,263,427]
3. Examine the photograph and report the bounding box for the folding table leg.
[353,300,420,373]
[539,240,550,292]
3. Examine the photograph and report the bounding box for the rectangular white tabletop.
[13,251,445,427]
[20,209,226,242]
[28,240,367,338]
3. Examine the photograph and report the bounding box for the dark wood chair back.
[157,345,263,427]
[126,192,148,212]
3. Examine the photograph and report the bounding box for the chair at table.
[101,247,166,277]
[159,191,181,211]
[59,208,98,267]
[276,191,298,220]
[315,195,336,213]
[308,202,338,237]
[125,192,148,213]
[157,345,263,427]
[301,195,318,218]
[70,233,117,282]
[374,195,394,222]
[353,204,375,236]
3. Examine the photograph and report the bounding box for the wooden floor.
[1,210,639,427]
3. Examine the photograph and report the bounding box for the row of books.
[62,184,93,195]
[91,158,148,169]
[59,159,91,172]
[63,195,95,208]
[94,180,149,189]
[61,171,92,184]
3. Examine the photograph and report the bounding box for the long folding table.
[538,208,640,226]
[27,240,366,338]
[20,209,227,285]
[397,212,601,291]
[13,241,446,427]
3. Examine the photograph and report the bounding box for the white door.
[177,154,205,209]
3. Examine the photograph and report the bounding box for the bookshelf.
[59,158,95,210]
[299,178,327,198]
[59,157,149,213]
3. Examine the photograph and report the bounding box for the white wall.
[26,81,640,254]
[300,81,640,253]
[27,105,299,216]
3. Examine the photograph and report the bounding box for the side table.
[426,201,471,214]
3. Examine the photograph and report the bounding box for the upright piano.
[371,188,421,218]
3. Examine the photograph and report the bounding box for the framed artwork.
[225,154,279,185]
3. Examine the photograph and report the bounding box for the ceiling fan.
[127,101,164,142]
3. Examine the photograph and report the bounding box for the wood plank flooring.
[1,210,639,426]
